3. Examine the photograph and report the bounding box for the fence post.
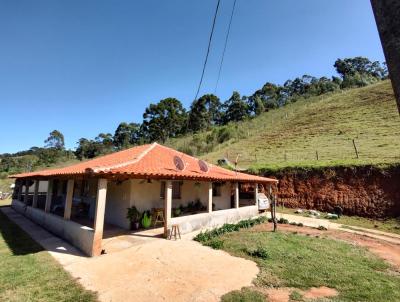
[352,139,359,159]
[316,150,319,160]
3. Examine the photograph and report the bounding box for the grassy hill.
[166,81,400,171]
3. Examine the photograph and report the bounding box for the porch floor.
[101,226,164,254]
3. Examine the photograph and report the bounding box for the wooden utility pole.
[269,185,277,232]
[271,194,277,232]
[370,0,400,114]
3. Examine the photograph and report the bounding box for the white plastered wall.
[104,179,131,229]
[103,179,235,230]
[212,182,233,210]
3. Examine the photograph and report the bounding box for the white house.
[11,143,277,256]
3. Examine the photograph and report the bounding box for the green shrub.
[172,208,181,217]
[297,222,304,227]
[254,216,268,224]
[289,290,304,301]
[278,218,289,224]
[206,238,224,249]
[194,231,212,242]
[177,145,195,156]
[334,206,343,217]
[220,223,240,233]
[194,216,269,243]
[216,126,235,143]
[237,220,252,228]
[246,246,269,259]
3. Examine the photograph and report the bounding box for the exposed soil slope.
[268,165,400,218]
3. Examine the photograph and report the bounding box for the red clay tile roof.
[10,143,277,183]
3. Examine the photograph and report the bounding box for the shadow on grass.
[0,210,43,255]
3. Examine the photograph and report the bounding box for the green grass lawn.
[277,206,400,235]
[167,81,400,171]
[198,224,400,302]
[0,198,11,207]
[0,209,97,302]
[0,178,13,194]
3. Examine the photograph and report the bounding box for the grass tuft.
[221,287,265,302]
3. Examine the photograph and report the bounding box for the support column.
[164,180,172,238]
[32,180,39,208]
[254,183,258,205]
[45,180,53,213]
[234,182,239,208]
[208,182,213,213]
[63,179,74,220]
[24,179,29,204]
[17,180,22,201]
[92,178,108,256]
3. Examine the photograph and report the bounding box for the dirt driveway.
[2,207,258,302]
[66,237,258,302]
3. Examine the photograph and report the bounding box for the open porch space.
[11,175,271,256]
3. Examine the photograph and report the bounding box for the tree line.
[0,56,387,175]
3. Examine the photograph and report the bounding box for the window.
[160,182,165,198]
[172,182,181,199]
[160,181,182,199]
[213,183,222,197]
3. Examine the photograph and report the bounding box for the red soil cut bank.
[263,165,400,218]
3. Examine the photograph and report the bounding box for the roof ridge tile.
[90,142,158,173]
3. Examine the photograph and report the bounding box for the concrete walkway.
[275,212,400,245]
[1,206,258,302]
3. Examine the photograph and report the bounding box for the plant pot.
[130,221,140,230]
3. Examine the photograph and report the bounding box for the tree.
[334,57,387,83]
[95,133,113,147]
[95,133,114,154]
[222,91,249,124]
[314,77,340,94]
[251,82,281,109]
[188,94,222,132]
[44,130,65,150]
[142,98,187,142]
[113,123,141,149]
[252,96,265,116]
[74,138,102,160]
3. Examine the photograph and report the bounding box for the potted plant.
[126,206,141,230]
[173,207,181,217]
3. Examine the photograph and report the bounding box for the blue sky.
[0,0,385,153]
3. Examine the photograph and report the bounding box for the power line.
[214,0,237,94]
[194,0,221,102]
